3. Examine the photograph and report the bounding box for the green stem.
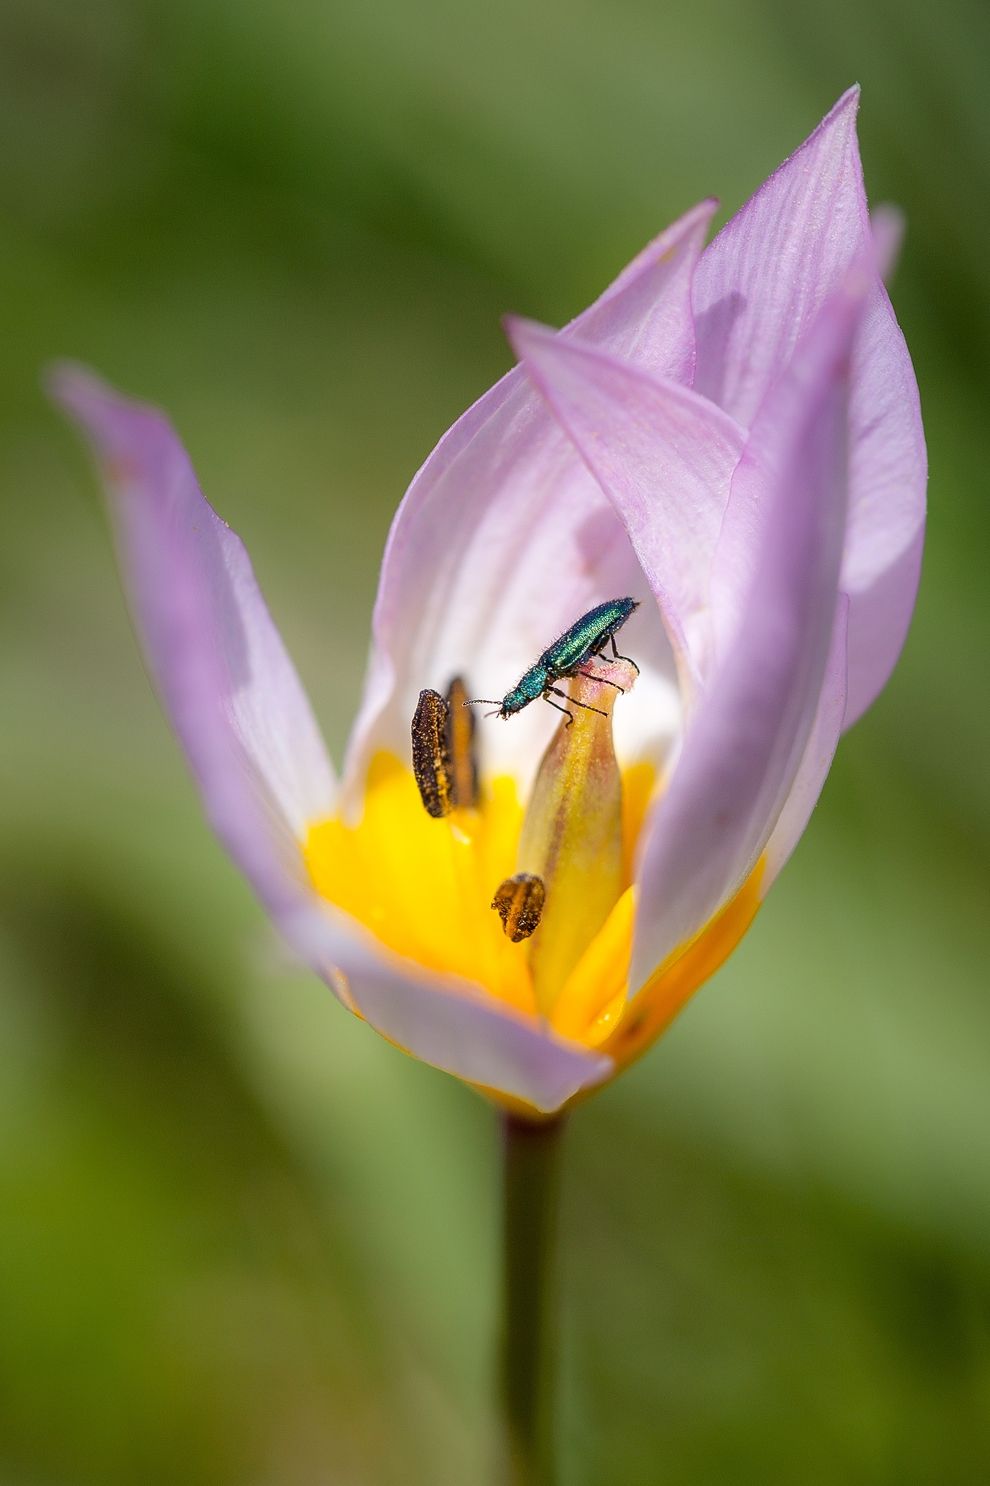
[498,1110,567,1486]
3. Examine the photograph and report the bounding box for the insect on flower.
[465,596,640,726]
[51,87,926,1115]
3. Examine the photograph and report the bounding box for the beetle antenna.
[463,698,503,720]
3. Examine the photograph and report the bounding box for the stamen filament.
[516,658,637,1016]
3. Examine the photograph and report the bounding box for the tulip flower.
[51,86,923,1126]
[53,86,925,1484]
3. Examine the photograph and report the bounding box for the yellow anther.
[411,688,455,818]
[491,873,547,942]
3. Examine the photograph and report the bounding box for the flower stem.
[498,1110,567,1486]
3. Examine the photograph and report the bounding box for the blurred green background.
[1,0,988,1481]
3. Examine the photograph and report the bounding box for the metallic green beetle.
[466,597,639,727]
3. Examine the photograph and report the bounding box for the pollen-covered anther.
[491,873,546,942]
[411,688,455,818]
[445,675,479,809]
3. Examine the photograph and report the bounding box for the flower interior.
[305,645,763,1071]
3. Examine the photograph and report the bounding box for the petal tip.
[674,195,719,231]
[833,82,861,115]
[791,85,861,166]
[806,84,861,157]
[44,361,141,447]
[871,202,906,282]
[503,313,556,361]
[44,358,102,416]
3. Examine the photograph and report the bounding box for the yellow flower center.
[303,663,763,1074]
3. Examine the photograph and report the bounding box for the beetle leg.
[542,694,575,727]
[547,685,608,720]
[609,634,640,672]
[575,668,625,694]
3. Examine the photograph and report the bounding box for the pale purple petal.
[50,363,336,917]
[298,918,613,1112]
[871,203,905,281]
[694,87,925,726]
[763,595,849,885]
[343,201,718,805]
[52,361,610,1109]
[570,196,719,384]
[693,86,864,425]
[505,317,745,686]
[629,281,864,993]
[841,284,926,724]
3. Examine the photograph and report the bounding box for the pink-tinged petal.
[763,596,849,886]
[298,919,613,1113]
[504,317,745,687]
[343,201,718,805]
[694,89,925,723]
[841,285,926,724]
[569,196,718,384]
[711,279,925,718]
[871,203,905,281]
[629,279,864,993]
[693,86,864,425]
[50,363,336,916]
[52,365,607,1110]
